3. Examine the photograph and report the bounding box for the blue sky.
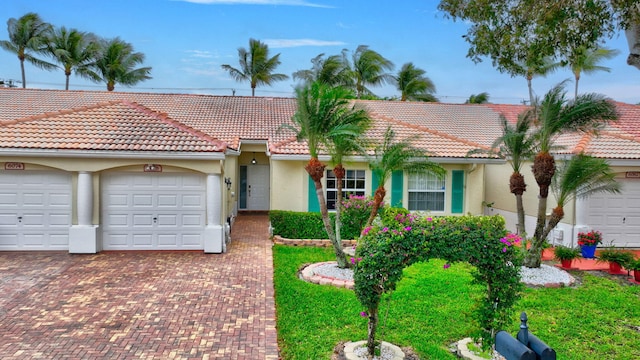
[2,0,639,104]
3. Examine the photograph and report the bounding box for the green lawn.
[273,245,640,360]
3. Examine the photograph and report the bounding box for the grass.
[273,245,640,360]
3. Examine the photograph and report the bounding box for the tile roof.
[0,88,639,160]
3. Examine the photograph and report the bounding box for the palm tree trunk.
[510,172,527,237]
[306,158,348,268]
[516,194,526,237]
[20,59,26,88]
[574,74,580,100]
[334,164,347,265]
[527,76,534,107]
[365,187,386,229]
[524,198,548,268]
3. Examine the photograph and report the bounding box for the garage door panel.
[0,193,18,205]
[106,194,129,207]
[102,172,206,250]
[0,214,18,226]
[586,179,640,247]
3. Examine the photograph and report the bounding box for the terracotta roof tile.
[0,88,639,160]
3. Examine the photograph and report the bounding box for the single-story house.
[0,88,638,252]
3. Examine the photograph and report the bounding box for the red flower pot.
[609,262,622,273]
[635,270,640,282]
[560,259,572,269]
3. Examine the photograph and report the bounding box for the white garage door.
[102,172,206,250]
[0,170,72,250]
[585,179,640,247]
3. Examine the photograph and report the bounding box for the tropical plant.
[285,82,368,268]
[523,83,619,268]
[0,12,55,88]
[394,62,437,102]
[597,248,635,267]
[567,46,620,99]
[577,230,603,247]
[349,45,394,99]
[553,245,581,261]
[88,37,151,91]
[221,38,288,96]
[465,92,490,104]
[46,26,100,90]
[292,52,352,88]
[365,127,445,228]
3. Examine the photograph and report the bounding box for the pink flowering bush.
[340,195,378,239]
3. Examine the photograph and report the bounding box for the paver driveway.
[0,213,277,359]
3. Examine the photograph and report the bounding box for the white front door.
[0,170,72,250]
[585,179,640,247]
[247,165,270,211]
[102,172,206,250]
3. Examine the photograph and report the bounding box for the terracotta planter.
[635,270,640,282]
[560,259,573,269]
[609,262,622,273]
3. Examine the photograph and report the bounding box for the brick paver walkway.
[0,212,277,360]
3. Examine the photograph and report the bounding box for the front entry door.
[241,165,270,211]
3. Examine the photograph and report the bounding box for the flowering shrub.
[577,230,602,246]
[354,214,522,354]
[340,195,377,239]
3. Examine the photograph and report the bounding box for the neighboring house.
[0,88,638,253]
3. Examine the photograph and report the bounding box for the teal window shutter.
[371,171,380,197]
[308,175,320,212]
[451,170,464,213]
[391,171,403,207]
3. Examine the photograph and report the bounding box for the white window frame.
[408,171,446,212]
[325,169,366,210]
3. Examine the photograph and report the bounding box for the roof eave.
[0,148,225,160]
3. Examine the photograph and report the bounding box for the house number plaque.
[4,162,25,170]
[626,171,640,178]
[144,164,163,172]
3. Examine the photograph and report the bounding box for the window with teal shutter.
[391,171,403,207]
[371,171,380,197]
[308,176,320,212]
[451,170,464,213]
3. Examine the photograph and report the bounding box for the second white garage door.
[102,172,206,250]
[585,178,640,248]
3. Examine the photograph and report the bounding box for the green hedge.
[270,210,369,240]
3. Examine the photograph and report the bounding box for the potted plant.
[553,246,580,269]
[597,248,635,274]
[577,230,602,258]
[627,257,640,282]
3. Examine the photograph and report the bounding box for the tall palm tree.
[517,54,562,108]
[292,52,352,88]
[544,154,620,240]
[365,127,445,228]
[89,37,152,91]
[350,45,394,99]
[472,113,536,237]
[221,38,289,96]
[287,82,367,268]
[394,62,437,102]
[47,27,100,90]
[568,46,619,99]
[0,12,55,88]
[524,83,619,268]
[325,97,371,252]
[465,92,490,104]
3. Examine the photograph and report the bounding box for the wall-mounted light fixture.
[224,177,232,190]
[251,152,257,165]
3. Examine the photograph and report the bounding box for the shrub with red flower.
[577,230,602,246]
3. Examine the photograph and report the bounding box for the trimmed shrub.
[269,210,335,239]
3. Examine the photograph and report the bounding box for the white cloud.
[185,50,215,59]
[175,0,331,8]
[264,38,346,48]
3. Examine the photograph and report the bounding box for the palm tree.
[292,52,352,88]
[465,92,490,104]
[568,46,619,99]
[46,27,100,90]
[473,113,536,237]
[524,83,619,268]
[0,12,55,88]
[394,62,437,102]
[221,38,289,96]
[366,127,445,228]
[287,82,368,268]
[89,37,152,91]
[544,154,620,240]
[349,45,394,99]
[325,98,371,252]
[517,54,562,107]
